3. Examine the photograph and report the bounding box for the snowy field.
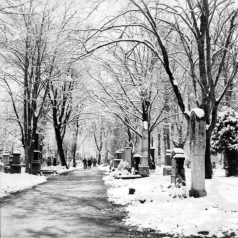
[99,166,238,238]
[0,164,83,198]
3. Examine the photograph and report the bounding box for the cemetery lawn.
[100,166,238,238]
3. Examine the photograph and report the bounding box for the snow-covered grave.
[99,165,238,238]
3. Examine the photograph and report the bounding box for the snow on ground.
[102,166,238,238]
[40,164,83,175]
[0,172,47,198]
[0,164,83,198]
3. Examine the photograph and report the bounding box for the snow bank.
[103,167,238,237]
[0,173,47,198]
[98,164,110,172]
[40,164,82,175]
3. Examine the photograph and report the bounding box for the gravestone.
[170,148,185,184]
[121,149,125,161]
[2,152,10,166]
[165,149,172,165]
[32,133,41,174]
[125,147,132,168]
[139,122,149,176]
[11,151,21,174]
[189,109,207,198]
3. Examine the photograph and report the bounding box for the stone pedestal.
[10,164,21,173]
[170,148,185,184]
[2,152,10,166]
[165,149,172,165]
[125,147,132,168]
[138,165,149,177]
[157,156,162,166]
[113,159,121,168]
[115,150,122,160]
[121,149,125,161]
[189,109,207,198]
[133,154,141,174]
[0,161,4,172]
[11,151,22,174]
[163,167,171,175]
[32,150,41,174]
[142,126,148,158]
[140,156,148,166]
[53,157,57,166]
[12,151,21,164]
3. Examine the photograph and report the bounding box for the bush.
[211,107,238,176]
[117,161,130,171]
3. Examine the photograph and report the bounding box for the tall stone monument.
[141,122,149,166]
[125,147,132,168]
[189,109,207,198]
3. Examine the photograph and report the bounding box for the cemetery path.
[0,167,167,238]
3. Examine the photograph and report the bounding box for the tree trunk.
[54,127,68,168]
[71,125,79,167]
[205,133,212,179]
[98,153,101,165]
[71,142,77,167]
[25,147,30,173]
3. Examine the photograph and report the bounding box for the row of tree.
[0,0,237,177]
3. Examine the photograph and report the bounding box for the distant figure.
[212,162,216,169]
[93,158,97,167]
[88,159,92,169]
[83,158,87,170]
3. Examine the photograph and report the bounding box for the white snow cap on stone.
[172,148,184,154]
[191,108,205,118]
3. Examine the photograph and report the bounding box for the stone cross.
[189,109,207,198]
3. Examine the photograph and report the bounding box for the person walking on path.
[83,158,87,170]
[93,158,97,167]
[87,159,92,169]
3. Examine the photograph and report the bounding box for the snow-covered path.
[0,168,160,238]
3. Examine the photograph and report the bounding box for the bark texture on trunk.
[54,127,68,168]
[205,135,213,179]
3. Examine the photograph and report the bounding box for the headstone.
[138,164,149,177]
[142,126,148,159]
[2,152,10,165]
[113,159,121,168]
[189,109,207,198]
[140,156,148,166]
[11,151,22,174]
[125,147,132,168]
[157,156,162,166]
[32,133,41,174]
[170,148,185,184]
[121,149,125,161]
[0,161,4,172]
[133,154,141,173]
[115,150,122,160]
[165,149,172,165]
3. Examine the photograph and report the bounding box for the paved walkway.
[0,168,132,238]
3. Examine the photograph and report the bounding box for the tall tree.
[80,0,238,178]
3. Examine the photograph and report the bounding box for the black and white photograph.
[0,0,238,237]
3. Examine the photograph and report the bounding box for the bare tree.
[78,0,238,178]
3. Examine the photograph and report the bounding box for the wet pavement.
[0,167,173,238]
[0,168,130,238]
